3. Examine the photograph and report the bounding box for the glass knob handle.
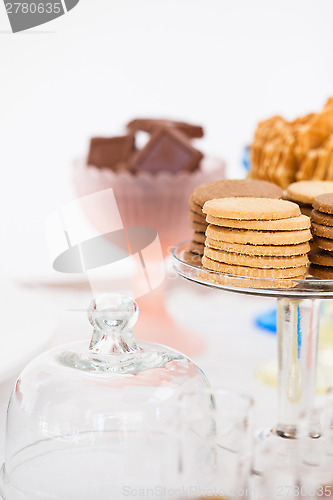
[88,294,139,335]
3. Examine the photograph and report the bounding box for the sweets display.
[75,117,226,256]
[87,118,203,175]
[188,179,283,258]
[201,198,310,279]
[250,98,333,187]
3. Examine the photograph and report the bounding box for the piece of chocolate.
[112,161,136,174]
[127,118,204,139]
[130,127,203,174]
[87,134,135,169]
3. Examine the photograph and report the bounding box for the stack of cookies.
[188,179,283,259]
[285,180,333,217]
[309,193,333,279]
[201,198,311,280]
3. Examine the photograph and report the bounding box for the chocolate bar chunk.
[130,127,203,174]
[127,118,204,139]
[87,134,135,169]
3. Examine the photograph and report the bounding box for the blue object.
[255,308,303,358]
[242,145,251,171]
[255,308,277,334]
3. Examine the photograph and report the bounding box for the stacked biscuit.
[250,97,333,187]
[188,179,282,259]
[285,180,333,217]
[201,198,311,279]
[310,193,333,279]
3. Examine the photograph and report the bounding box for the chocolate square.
[127,118,204,139]
[130,127,203,174]
[87,134,135,169]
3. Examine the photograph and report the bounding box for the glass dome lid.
[0,294,209,500]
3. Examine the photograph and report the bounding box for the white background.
[0,0,332,468]
[1,0,333,278]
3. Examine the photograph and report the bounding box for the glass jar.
[0,294,209,500]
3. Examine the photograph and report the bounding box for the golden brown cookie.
[286,180,333,204]
[188,211,206,224]
[311,222,333,239]
[199,270,305,289]
[203,198,300,220]
[202,256,308,278]
[311,209,333,227]
[313,236,333,251]
[183,251,203,267]
[191,221,208,233]
[191,179,282,208]
[205,214,310,231]
[309,264,333,280]
[313,193,333,214]
[189,197,204,215]
[309,248,333,267]
[205,238,310,256]
[206,225,311,246]
[192,232,206,244]
[284,198,313,217]
[188,241,205,255]
[204,247,309,269]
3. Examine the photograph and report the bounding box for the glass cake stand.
[172,241,333,441]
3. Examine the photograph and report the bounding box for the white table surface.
[0,270,279,465]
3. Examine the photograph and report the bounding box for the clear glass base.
[0,431,175,500]
[255,300,333,394]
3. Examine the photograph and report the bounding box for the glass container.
[0,293,209,500]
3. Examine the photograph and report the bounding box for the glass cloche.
[0,294,209,500]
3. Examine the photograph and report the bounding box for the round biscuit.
[313,236,333,252]
[309,248,333,267]
[309,264,333,280]
[189,197,204,215]
[311,209,333,227]
[205,238,310,256]
[204,247,309,269]
[286,181,333,204]
[201,256,308,279]
[188,211,206,224]
[311,222,333,240]
[184,251,203,267]
[192,232,206,244]
[206,225,311,246]
[191,221,208,233]
[313,193,333,215]
[192,179,282,207]
[205,214,310,231]
[199,272,306,289]
[188,241,205,255]
[203,198,300,220]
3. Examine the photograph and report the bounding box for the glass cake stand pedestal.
[172,241,333,441]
